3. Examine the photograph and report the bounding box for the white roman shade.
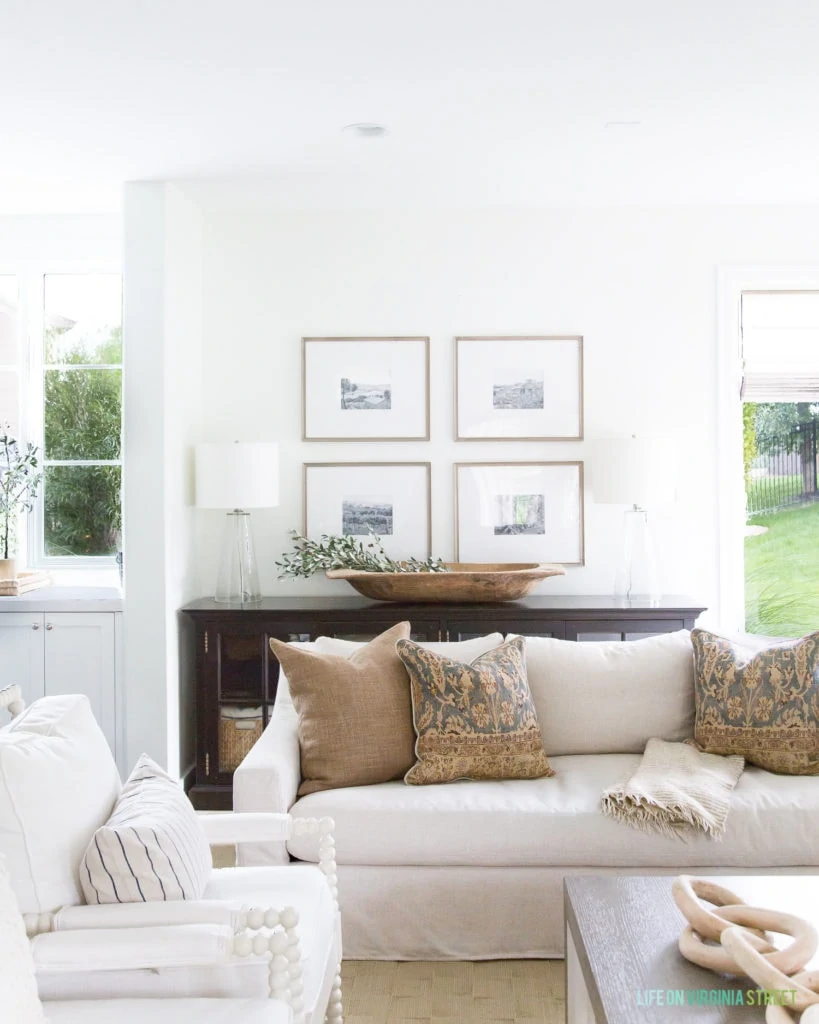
[741,291,819,401]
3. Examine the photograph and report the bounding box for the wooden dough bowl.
[325,562,566,603]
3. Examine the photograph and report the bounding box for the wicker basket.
[219,709,263,772]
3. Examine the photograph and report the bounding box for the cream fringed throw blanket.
[601,739,745,839]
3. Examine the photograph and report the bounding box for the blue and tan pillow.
[395,635,554,785]
[692,628,819,775]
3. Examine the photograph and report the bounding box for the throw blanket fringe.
[601,739,744,840]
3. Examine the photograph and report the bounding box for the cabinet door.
[312,619,443,642]
[0,613,45,708]
[43,613,116,756]
[565,618,689,642]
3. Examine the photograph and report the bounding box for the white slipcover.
[287,753,819,868]
[37,865,340,1020]
[0,695,120,914]
[46,1001,291,1024]
[330,863,819,960]
[518,630,695,755]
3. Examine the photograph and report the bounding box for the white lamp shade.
[589,436,676,507]
[194,442,279,509]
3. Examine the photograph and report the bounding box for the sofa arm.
[198,811,293,845]
[233,705,301,866]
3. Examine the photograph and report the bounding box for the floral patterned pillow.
[692,628,819,775]
[395,635,554,785]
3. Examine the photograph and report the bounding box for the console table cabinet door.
[442,617,567,641]
[0,613,46,708]
[565,616,693,642]
[310,618,444,643]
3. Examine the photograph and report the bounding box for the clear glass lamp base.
[614,506,660,604]
[215,510,262,604]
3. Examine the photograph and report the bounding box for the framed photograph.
[303,337,430,441]
[304,462,431,559]
[455,336,583,440]
[455,461,584,565]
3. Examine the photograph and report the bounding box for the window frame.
[716,265,819,633]
[9,260,123,572]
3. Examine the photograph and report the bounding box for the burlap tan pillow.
[269,621,414,795]
[396,636,554,785]
[692,628,819,775]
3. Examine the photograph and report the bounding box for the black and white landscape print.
[492,369,544,410]
[493,494,546,535]
[342,499,394,536]
[340,377,392,410]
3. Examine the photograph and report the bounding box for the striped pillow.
[80,754,211,904]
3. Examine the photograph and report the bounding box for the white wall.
[0,214,120,265]
[194,204,819,618]
[163,186,204,780]
[122,183,203,776]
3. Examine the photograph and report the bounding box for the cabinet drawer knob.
[32,622,40,630]
[45,623,53,631]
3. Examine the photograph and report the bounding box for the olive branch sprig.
[276,530,448,580]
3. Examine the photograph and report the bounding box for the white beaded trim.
[233,905,305,1022]
[326,966,344,1023]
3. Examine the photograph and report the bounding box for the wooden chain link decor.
[673,875,819,1023]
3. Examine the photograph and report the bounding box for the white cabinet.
[0,611,120,762]
[0,613,46,707]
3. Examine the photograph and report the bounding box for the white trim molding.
[716,265,819,633]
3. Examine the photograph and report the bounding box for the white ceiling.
[2,0,819,213]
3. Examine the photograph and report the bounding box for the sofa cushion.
[517,631,695,756]
[0,695,121,914]
[270,622,416,795]
[692,628,819,775]
[397,636,553,785]
[81,754,212,904]
[287,753,819,869]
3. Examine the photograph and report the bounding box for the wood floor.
[340,959,566,1024]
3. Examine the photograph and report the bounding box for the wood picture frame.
[303,462,432,559]
[302,337,430,441]
[455,460,585,565]
[455,335,584,441]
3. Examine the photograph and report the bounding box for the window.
[740,292,819,638]
[0,269,122,568]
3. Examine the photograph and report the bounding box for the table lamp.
[589,435,676,602]
[194,442,279,603]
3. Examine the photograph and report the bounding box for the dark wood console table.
[182,595,706,809]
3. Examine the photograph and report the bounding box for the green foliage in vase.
[276,530,448,579]
[0,427,42,560]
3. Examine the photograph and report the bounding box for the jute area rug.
[341,959,565,1024]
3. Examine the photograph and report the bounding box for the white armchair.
[0,845,293,1024]
[0,686,343,1024]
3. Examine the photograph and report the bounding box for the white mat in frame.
[302,337,430,441]
[304,462,432,560]
[455,336,583,441]
[455,461,584,565]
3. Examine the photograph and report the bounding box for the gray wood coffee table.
[565,875,819,1024]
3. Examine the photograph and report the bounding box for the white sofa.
[234,630,819,960]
